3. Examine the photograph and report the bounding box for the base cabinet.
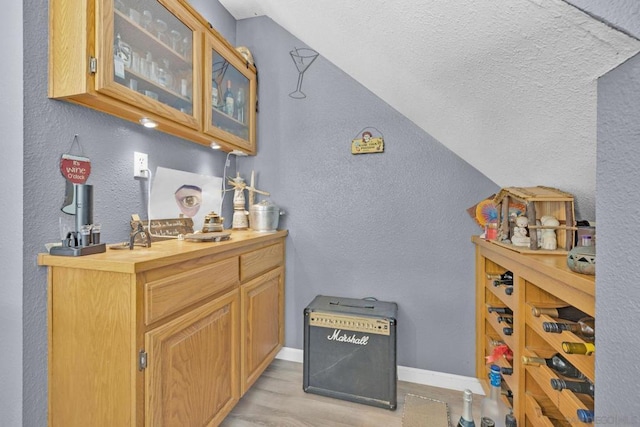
[241,266,285,394]
[146,289,239,427]
[39,230,287,427]
[473,236,595,427]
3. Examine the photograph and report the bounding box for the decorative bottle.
[521,354,586,380]
[531,306,588,322]
[550,378,595,398]
[481,365,507,427]
[224,79,234,117]
[542,317,594,342]
[457,389,476,427]
[562,342,595,356]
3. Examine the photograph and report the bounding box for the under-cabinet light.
[139,118,158,128]
[210,142,221,150]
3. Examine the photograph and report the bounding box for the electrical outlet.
[134,152,148,178]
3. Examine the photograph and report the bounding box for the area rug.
[402,394,451,427]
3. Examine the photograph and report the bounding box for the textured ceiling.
[220,0,640,218]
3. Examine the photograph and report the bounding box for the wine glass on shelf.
[170,30,182,54]
[236,87,245,123]
[289,47,318,99]
[155,19,169,45]
[141,10,153,32]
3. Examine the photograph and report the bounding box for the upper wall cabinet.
[204,32,257,154]
[49,0,257,154]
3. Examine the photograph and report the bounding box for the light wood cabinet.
[239,241,285,394]
[473,236,595,427]
[204,31,257,154]
[39,230,287,427]
[49,0,257,154]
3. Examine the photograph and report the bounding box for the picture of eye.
[174,184,202,217]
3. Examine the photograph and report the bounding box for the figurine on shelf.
[540,215,559,250]
[228,174,249,229]
[227,172,270,230]
[511,215,531,247]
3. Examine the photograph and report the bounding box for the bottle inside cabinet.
[113,0,195,114]
[210,54,250,140]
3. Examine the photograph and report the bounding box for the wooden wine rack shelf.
[473,235,595,427]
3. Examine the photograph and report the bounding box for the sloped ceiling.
[220,0,640,219]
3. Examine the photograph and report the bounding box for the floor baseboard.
[276,347,484,395]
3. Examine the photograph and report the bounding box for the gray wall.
[564,1,640,422]
[235,17,498,372]
[597,35,640,426]
[1,1,23,425]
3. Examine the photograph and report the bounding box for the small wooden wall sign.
[352,131,384,154]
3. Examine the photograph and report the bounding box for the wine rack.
[473,236,595,426]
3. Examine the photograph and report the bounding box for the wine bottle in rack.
[500,367,513,376]
[562,342,595,355]
[487,271,513,281]
[550,378,594,398]
[577,409,594,423]
[531,305,589,322]
[502,327,513,336]
[505,412,517,427]
[504,287,514,296]
[521,354,586,380]
[457,389,476,427]
[497,316,513,325]
[542,317,594,342]
[488,307,513,315]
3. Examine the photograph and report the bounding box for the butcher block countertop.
[38,229,288,274]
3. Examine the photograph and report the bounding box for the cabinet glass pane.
[113,0,194,114]
[211,51,250,140]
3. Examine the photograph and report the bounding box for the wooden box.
[493,186,575,253]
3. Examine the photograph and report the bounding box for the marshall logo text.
[327,329,369,345]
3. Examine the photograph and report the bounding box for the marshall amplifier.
[303,295,398,410]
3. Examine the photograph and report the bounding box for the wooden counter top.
[472,235,594,297]
[38,229,288,274]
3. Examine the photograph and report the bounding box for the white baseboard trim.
[276,347,484,395]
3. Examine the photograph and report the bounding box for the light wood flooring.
[221,359,484,426]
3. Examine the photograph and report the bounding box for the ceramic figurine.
[540,215,559,250]
[511,215,531,247]
[227,172,271,230]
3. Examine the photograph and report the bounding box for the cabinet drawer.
[240,242,284,281]
[145,256,239,324]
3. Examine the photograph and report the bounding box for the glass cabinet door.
[97,0,203,129]
[204,32,256,153]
